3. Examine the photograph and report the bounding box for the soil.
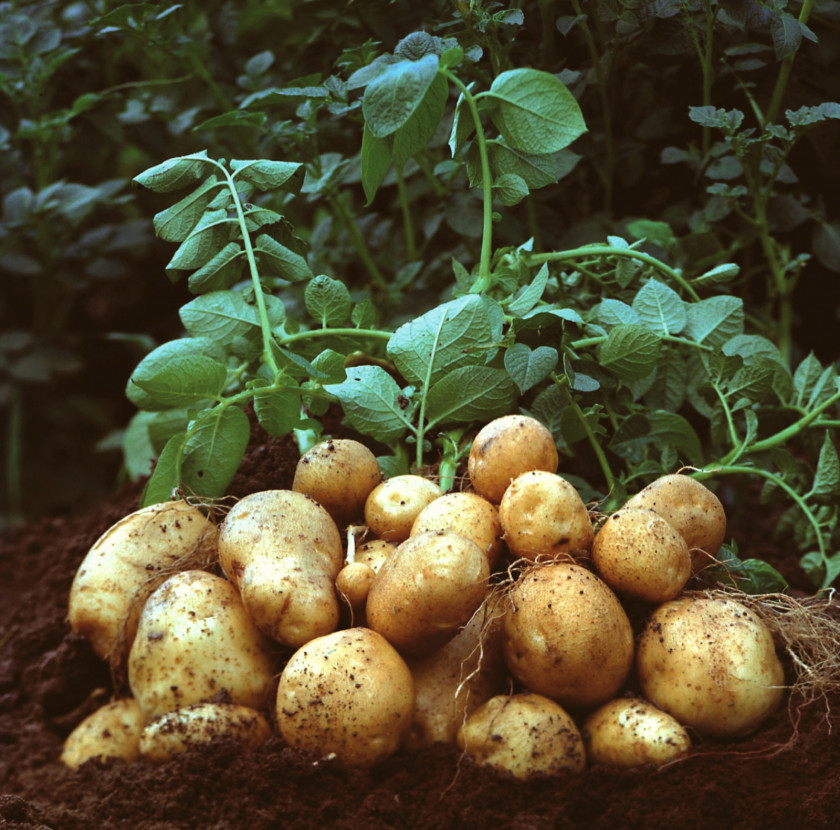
[2,419,840,830]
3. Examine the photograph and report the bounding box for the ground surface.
[2,421,840,830]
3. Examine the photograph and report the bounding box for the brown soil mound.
[2,423,839,830]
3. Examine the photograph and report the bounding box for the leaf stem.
[395,167,417,259]
[277,326,392,346]
[765,0,815,126]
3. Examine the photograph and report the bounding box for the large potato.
[128,570,276,722]
[637,595,785,738]
[366,531,490,657]
[468,415,559,504]
[503,563,634,708]
[219,489,343,647]
[457,693,585,778]
[365,475,442,542]
[275,627,415,766]
[624,474,726,573]
[60,698,144,769]
[498,471,594,561]
[68,500,218,661]
[292,438,382,526]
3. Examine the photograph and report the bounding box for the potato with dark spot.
[365,475,442,542]
[60,698,144,769]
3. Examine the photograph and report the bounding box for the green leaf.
[133,151,212,193]
[812,432,840,499]
[506,263,550,316]
[363,53,440,138]
[504,344,558,393]
[626,219,676,250]
[180,406,250,498]
[132,355,228,408]
[597,299,640,327]
[305,275,352,326]
[643,348,689,412]
[152,176,223,242]
[392,73,448,168]
[770,10,802,61]
[352,299,376,329]
[140,434,184,507]
[492,173,529,206]
[166,209,232,271]
[361,123,392,204]
[793,354,837,409]
[632,279,686,335]
[695,263,740,286]
[425,366,518,426]
[253,384,303,437]
[122,411,159,480]
[192,110,268,131]
[599,325,662,382]
[449,87,476,155]
[706,544,789,594]
[684,295,744,348]
[230,159,304,193]
[255,234,313,281]
[813,221,840,273]
[486,68,586,154]
[187,242,245,293]
[180,291,261,340]
[486,139,561,189]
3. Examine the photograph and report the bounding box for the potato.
[366,531,490,657]
[336,562,376,609]
[405,595,507,749]
[582,698,691,768]
[636,595,785,738]
[498,471,594,561]
[457,693,585,778]
[410,491,503,567]
[219,490,343,647]
[292,438,382,526]
[591,507,691,603]
[275,627,415,766]
[140,703,272,763]
[503,563,634,708]
[624,474,727,573]
[365,475,442,542]
[468,415,559,504]
[128,570,276,722]
[60,698,144,769]
[354,538,396,573]
[68,500,218,661]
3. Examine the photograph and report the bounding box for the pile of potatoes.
[62,418,787,778]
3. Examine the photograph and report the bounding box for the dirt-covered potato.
[582,698,691,768]
[60,698,144,769]
[364,475,442,542]
[410,491,503,567]
[457,693,586,778]
[468,414,559,504]
[336,562,377,609]
[637,595,785,738]
[128,570,276,722]
[275,627,415,766]
[219,489,343,648]
[498,471,594,561]
[591,508,691,603]
[366,531,490,657]
[354,538,397,573]
[68,500,218,662]
[292,438,382,526]
[139,703,272,763]
[624,474,727,573]
[503,563,634,709]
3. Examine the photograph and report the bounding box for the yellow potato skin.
[503,563,634,709]
[60,698,144,769]
[468,415,559,504]
[457,693,585,779]
[637,595,785,738]
[582,698,691,768]
[592,508,691,603]
[275,627,415,767]
[365,475,442,543]
[498,471,594,561]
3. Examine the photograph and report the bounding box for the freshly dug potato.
[637,595,785,738]
[336,562,377,609]
[275,627,415,766]
[293,438,382,526]
[365,475,442,542]
[128,570,276,722]
[405,595,507,749]
[60,698,144,769]
[582,698,691,768]
[366,531,490,657]
[624,474,727,573]
[410,491,503,567]
[498,471,594,561]
[140,703,272,763]
[591,508,691,603]
[354,538,397,573]
[219,490,343,648]
[468,415,559,504]
[503,563,634,708]
[457,693,585,778]
[68,500,218,661]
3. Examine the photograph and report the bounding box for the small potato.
[60,698,144,769]
[336,562,377,608]
[637,595,785,738]
[457,693,585,779]
[468,415,559,503]
[275,627,415,766]
[355,538,397,573]
[624,474,727,573]
[128,570,276,722]
[366,531,490,657]
[410,491,503,567]
[503,563,634,709]
[365,475,442,542]
[592,508,691,603]
[293,438,382,526]
[582,698,691,768]
[68,500,218,661]
[498,471,594,561]
[140,703,272,763]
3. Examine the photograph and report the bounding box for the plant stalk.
[765,0,815,126]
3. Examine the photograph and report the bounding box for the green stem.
[765,0,815,126]
[570,333,713,352]
[395,167,417,259]
[416,312,449,469]
[277,326,392,346]
[328,194,388,289]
